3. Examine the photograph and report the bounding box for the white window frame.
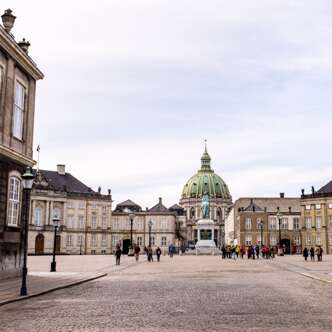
[245,234,252,245]
[305,205,311,210]
[305,217,312,229]
[101,234,107,247]
[13,81,26,140]
[328,203,332,209]
[34,207,43,226]
[245,218,252,230]
[281,217,288,230]
[101,215,107,229]
[91,234,97,247]
[78,215,84,229]
[293,217,300,230]
[137,236,143,246]
[77,235,83,246]
[7,175,21,227]
[270,234,277,245]
[269,217,277,230]
[316,216,322,229]
[316,234,321,245]
[66,234,73,247]
[161,236,167,246]
[91,214,97,229]
[315,204,321,210]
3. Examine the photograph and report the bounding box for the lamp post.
[128,212,135,256]
[259,220,264,247]
[50,215,60,272]
[20,166,35,296]
[276,207,283,256]
[148,220,153,247]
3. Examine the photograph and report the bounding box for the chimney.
[108,189,111,196]
[146,207,148,211]
[1,9,16,33]
[280,193,285,198]
[98,186,101,194]
[288,206,292,213]
[57,164,66,175]
[159,197,162,205]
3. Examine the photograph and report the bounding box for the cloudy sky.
[5,0,332,207]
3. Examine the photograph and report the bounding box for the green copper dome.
[182,146,231,200]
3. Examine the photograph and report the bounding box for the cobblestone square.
[0,256,332,331]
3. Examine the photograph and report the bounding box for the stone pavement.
[0,255,331,331]
[0,255,139,306]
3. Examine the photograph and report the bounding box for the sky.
[4,0,332,207]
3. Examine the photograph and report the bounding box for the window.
[269,217,277,230]
[137,236,143,246]
[245,218,252,230]
[66,235,73,246]
[102,206,107,212]
[7,176,21,226]
[305,205,311,210]
[270,234,277,246]
[316,216,322,229]
[306,234,311,245]
[245,234,252,245]
[328,203,332,209]
[78,215,84,229]
[67,201,75,209]
[101,215,107,229]
[112,236,119,247]
[151,236,155,246]
[34,207,42,226]
[101,234,107,247]
[294,236,301,245]
[91,234,97,247]
[13,81,25,139]
[315,204,321,210]
[293,218,300,230]
[281,218,288,230]
[77,235,83,246]
[101,250,106,254]
[161,219,168,229]
[53,207,61,220]
[316,234,321,245]
[257,234,262,245]
[161,236,167,246]
[329,216,332,227]
[67,215,74,228]
[305,217,312,229]
[78,201,85,209]
[91,202,97,209]
[256,218,263,229]
[91,214,97,228]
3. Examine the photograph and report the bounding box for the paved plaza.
[0,255,332,331]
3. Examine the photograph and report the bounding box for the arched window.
[7,175,21,226]
[34,207,43,226]
[190,207,195,219]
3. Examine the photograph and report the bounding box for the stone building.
[0,9,43,277]
[226,195,301,254]
[28,165,112,255]
[180,146,232,247]
[300,181,332,254]
[111,198,181,254]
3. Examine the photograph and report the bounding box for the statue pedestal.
[195,219,220,255]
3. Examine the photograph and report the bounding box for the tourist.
[156,246,162,262]
[144,246,148,258]
[319,246,323,261]
[226,246,231,259]
[235,245,240,258]
[221,246,226,259]
[168,243,174,258]
[247,246,252,259]
[134,245,140,262]
[303,247,308,261]
[255,245,260,259]
[251,246,256,260]
[148,245,153,262]
[240,245,245,259]
[115,245,122,265]
[310,247,315,261]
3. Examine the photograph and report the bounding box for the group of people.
[221,245,277,260]
[143,245,162,262]
[303,246,323,261]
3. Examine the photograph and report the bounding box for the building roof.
[181,145,231,200]
[168,204,184,211]
[317,180,332,194]
[149,198,169,213]
[234,197,300,214]
[114,199,142,212]
[244,199,264,212]
[38,170,93,194]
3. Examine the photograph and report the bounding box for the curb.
[0,273,107,307]
[301,272,332,284]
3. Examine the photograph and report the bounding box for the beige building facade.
[300,182,332,254]
[28,165,112,255]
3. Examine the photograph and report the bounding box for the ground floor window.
[161,236,167,246]
[245,234,252,245]
[270,234,277,245]
[316,234,321,245]
[137,236,143,246]
[91,234,97,247]
[66,235,73,247]
[101,234,107,247]
[151,236,155,246]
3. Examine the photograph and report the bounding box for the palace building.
[0,9,43,277]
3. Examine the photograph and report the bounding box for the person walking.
[318,246,323,261]
[115,245,122,266]
[148,245,153,262]
[134,245,140,262]
[156,246,162,262]
[310,247,315,261]
[168,243,174,258]
[235,245,240,258]
[303,247,308,261]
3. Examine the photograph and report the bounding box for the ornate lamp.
[1,9,16,33]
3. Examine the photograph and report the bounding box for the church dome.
[181,146,231,200]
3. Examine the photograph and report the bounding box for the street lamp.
[128,212,135,256]
[50,214,60,272]
[276,207,283,256]
[259,220,264,247]
[20,166,35,296]
[148,220,153,247]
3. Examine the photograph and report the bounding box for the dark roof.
[115,199,142,212]
[39,170,93,194]
[168,204,184,211]
[244,199,264,212]
[317,180,332,194]
[149,198,168,213]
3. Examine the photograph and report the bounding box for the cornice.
[0,144,35,166]
[0,25,44,80]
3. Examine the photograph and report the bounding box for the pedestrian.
[134,244,140,262]
[148,245,153,262]
[303,247,308,261]
[156,246,162,262]
[169,243,174,258]
[256,245,260,259]
[144,246,148,258]
[115,245,122,265]
[221,246,226,259]
[310,247,315,261]
[319,246,323,261]
[247,246,252,259]
[235,245,240,258]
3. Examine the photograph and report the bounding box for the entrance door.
[281,239,291,255]
[122,239,130,254]
[55,235,61,254]
[35,234,44,254]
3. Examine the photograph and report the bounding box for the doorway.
[281,239,291,255]
[122,239,131,254]
[35,234,44,254]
